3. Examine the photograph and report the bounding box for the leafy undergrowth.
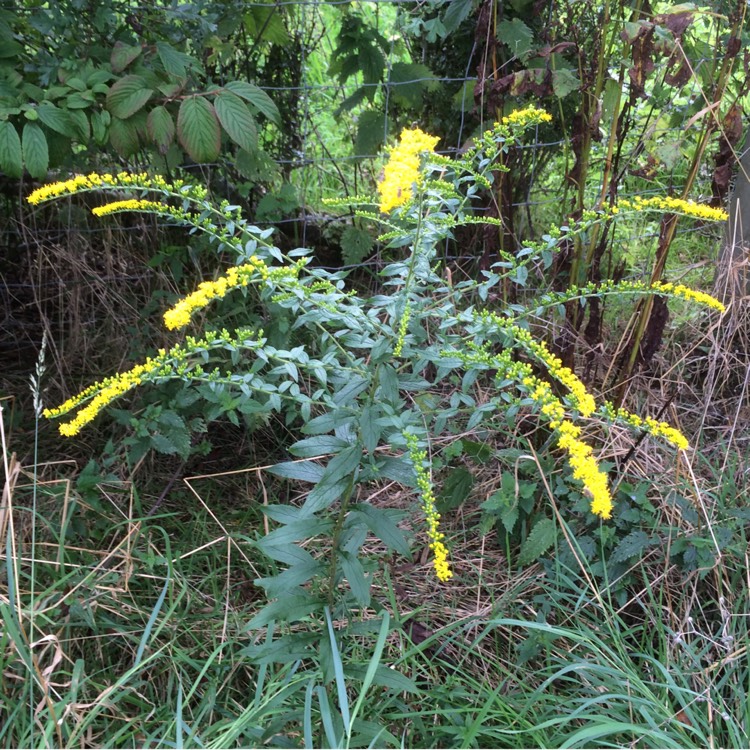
[2,412,748,748]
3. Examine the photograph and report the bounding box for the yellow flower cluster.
[617,195,728,222]
[405,432,452,582]
[649,281,725,313]
[479,314,596,417]
[27,172,179,205]
[607,405,689,450]
[163,257,271,330]
[500,107,553,127]
[92,199,165,216]
[45,358,165,436]
[556,420,613,519]
[378,128,440,213]
[392,302,411,357]
[521,372,612,519]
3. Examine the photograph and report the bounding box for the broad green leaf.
[245,591,324,630]
[438,467,474,511]
[302,444,363,516]
[355,110,387,156]
[442,0,474,33]
[146,105,175,154]
[255,559,324,598]
[67,109,90,141]
[36,102,75,137]
[359,404,381,453]
[341,226,374,265]
[552,68,580,98]
[156,41,197,78]
[611,530,653,564]
[496,18,535,59]
[288,435,351,458]
[110,41,142,73]
[0,121,22,178]
[214,91,257,152]
[177,96,221,163]
[21,122,48,179]
[267,459,325,483]
[257,518,333,549]
[108,116,140,157]
[224,81,280,125]
[106,75,153,119]
[389,63,437,107]
[352,505,411,556]
[518,518,557,566]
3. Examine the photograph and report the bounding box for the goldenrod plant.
[29,108,725,604]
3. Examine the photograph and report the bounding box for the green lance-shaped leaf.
[224,81,280,125]
[214,91,257,152]
[146,106,175,154]
[177,95,221,163]
[22,122,48,179]
[0,121,22,178]
[106,75,153,119]
[518,517,557,566]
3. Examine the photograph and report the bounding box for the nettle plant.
[30,107,725,631]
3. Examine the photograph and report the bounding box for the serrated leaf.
[500,504,519,534]
[214,91,257,152]
[355,110,387,156]
[552,69,580,98]
[255,559,324,598]
[267,459,325,483]
[341,226,374,265]
[302,444,363,516]
[496,18,535,59]
[156,41,197,78]
[36,102,75,137]
[110,41,142,73]
[442,0,474,33]
[224,81,280,125]
[21,122,48,179]
[610,531,653,564]
[438,467,474,512]
[177,96,221,163]
[146,106,175,154]
[91,110,109,145]
[340,551,371,606]
[288,436,351,458]
[352,505,411,557]
[106,75,153,119]
[359,404,380,453]
[518,518,557,566]
[245,590,325,630]
[108,116,140,157]
[389,63,436,107]
[0,121,22,178]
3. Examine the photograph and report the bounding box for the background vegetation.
[2,0,749,746]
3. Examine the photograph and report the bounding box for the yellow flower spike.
[163,256,273,330]
[92,199,165,216]
[616,195,727,222]
[378,128,440,213]
[556,420,613,519]
[404,432,453,582]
